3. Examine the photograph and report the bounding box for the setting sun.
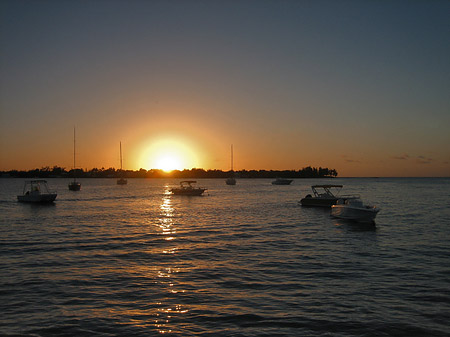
[137,136,200,171]
[155,155,182,172]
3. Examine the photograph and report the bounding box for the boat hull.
[117,178,127,185]
[18,193,57,203]
[300,196,339,207]
[170,188,206,196]
[272,179,293,185]
[331,205,379,222]
[226,178,236,185]
[68,182,81,191]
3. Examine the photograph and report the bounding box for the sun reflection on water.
[154,188,188,334]
[159,190,176,241]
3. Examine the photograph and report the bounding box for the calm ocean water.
[0,178,449,337]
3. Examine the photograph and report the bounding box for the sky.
[1,0,449,177]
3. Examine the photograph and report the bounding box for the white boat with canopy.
[170,181,207,196]
[300,185,355,207]
[18,180,57,203]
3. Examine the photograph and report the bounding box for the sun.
[155,155,182,172]
[137,137,200,171]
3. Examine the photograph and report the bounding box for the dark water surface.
[1,178,449,336]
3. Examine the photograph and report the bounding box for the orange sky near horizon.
[1,118,448,177]
[1,1,449,177]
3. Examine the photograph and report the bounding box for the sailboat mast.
[116,141,127,184]
[231,144,234,171]
[68,126,81,190]
[120,141,123,170]
[73,127,76,169]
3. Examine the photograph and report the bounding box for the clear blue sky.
[1,0,449,176]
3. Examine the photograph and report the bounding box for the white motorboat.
[170,181,207,196]
[272,177,293,185]
[18,180,57,203]
[331,198,380,222]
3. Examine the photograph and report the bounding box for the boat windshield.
[311,185,342,198]
[346,198,364,206]
[180,181,197,188]
[23,180,51,194]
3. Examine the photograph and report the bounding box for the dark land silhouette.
[1,166,337,179]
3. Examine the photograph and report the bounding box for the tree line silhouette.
[1,166,337,179]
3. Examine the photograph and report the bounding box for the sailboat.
[117,141,127,185]
[68,127,81,191]
[225,144,236,185]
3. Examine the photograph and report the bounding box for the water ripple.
[0,178,449,336]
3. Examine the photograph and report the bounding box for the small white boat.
[331,198,380,222]
[170,181,207,196]
[272,177,293,185]
[18,180,57,203]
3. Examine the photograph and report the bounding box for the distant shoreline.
[0,166,337,179]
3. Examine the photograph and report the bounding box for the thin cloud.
[392,154,410,160]
[416,156,433,164]
[341,155,361,163]
[392,154,435,164]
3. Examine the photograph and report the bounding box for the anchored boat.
[300,185,353,207]
[18,180,57,203]
[225,144,236,185]
[331,197,380,222]
[170,181,207,196]
[117,141,127,185]
[68,127,81,191]
[272,177,293,185]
